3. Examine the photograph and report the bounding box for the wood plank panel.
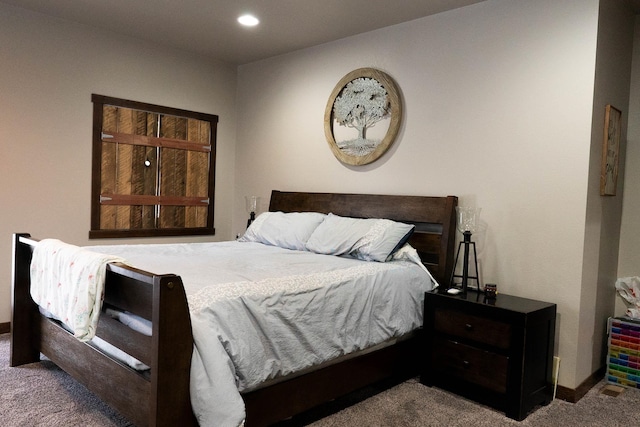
[185,119,209,227]
[143,113,158,229]
[197,121,211,227]
[159,116,176,228]
[115,107,134,229]
[100,194,209,206]
[100,131,211,153]
[185,152,209,227]
[127,111,160,230]
[173,117,187,228]
[100,106,118,229]
[185,119,198,228]
[129,110,148,229]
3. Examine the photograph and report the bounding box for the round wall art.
[324,68,402,166]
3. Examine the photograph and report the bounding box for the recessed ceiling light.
[238,14,259,27]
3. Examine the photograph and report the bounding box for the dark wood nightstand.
[421,289,556,421]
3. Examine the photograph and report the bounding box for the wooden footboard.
[10,233,196,427]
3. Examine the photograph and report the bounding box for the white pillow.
[304,214,371,256]
[239,211,326,251]
[305,213,415,262]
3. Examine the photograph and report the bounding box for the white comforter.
[86,241,435,427]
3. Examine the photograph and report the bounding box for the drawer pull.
[463,360,470,368]
[465,323,473,331]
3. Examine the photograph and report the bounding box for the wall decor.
[90,94,217,238]
[324,68,402,165]
[600,104,621,196]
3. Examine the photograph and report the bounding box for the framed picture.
[324,68,402,166]
[600,104,621,196]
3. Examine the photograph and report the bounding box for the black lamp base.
[449,230,480,295]
[246,211,256,229]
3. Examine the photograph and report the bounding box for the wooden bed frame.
[11,190,457,427]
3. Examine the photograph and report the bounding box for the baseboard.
[555,366,605,403]
[0,322,9,334]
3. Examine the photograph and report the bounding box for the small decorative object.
[601,104,621,196]
[245,196,260,228]
[324,68,402,166]
[484,283,497,299]
[450,207,481,295]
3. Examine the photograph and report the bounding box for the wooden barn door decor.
[90,95,217,238]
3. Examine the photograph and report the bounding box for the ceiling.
[1,0,487,65]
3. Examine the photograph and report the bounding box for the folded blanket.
[30,239,126,342]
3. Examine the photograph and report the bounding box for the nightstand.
[421,289,556,421]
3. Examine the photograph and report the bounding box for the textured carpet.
[305,377,640,427]
[0,334,132,426]
[2,333,639,426]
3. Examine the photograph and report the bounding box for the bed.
[11,190,457,426]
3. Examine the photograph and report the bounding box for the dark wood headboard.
[269,190,458,285]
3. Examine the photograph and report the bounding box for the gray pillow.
[239,211,326,251]
[305,213,415,262]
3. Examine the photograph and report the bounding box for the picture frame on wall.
[600,104,621,196]
[324,68,402,166]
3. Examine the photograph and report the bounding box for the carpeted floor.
[0,334,131,426]
[1,333,639,426]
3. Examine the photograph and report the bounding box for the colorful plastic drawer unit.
[607,317,640,389]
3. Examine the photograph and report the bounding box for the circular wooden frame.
[324,68,402,166]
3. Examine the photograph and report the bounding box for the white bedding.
[30,239,125,342]
[83,240,435,427]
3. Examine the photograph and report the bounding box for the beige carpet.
[0,334,131,426]
[306,378,638,427]
[2,333,639,426]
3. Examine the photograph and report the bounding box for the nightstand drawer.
[432,337,508,393]
[434,308,511,349]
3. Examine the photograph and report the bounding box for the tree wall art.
[324,68,402,165]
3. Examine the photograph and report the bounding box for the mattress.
[82,240,435,426]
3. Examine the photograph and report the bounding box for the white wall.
[236,0,600,388]
[619,19,640,301]
[0,4,238,324]
[581,0,633,382]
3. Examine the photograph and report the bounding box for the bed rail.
[10,233,196,427]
